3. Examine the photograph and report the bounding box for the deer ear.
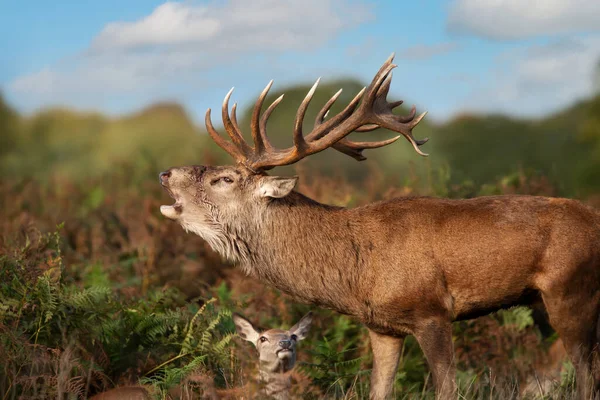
[289,311,312,341]
[233,314,260,344]
[257,176,298,199]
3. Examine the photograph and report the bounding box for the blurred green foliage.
[0,98,220,182]
[2,83,600,197]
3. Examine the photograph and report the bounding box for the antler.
[205,54,428,171]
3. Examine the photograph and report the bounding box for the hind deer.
[159,55,600,399]
[521,338,569,398]
[232,312,312,399]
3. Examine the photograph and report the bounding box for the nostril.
[159,171,171,183]
[279,340,291,349]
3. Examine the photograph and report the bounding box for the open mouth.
[160,183,182,218]
[277,349,292,355]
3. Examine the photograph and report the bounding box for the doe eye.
[259,337,268,343]
[222,177,233,184]
[291,334,298,341]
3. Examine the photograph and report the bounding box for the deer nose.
[279,340,292,349]
[159,170,171,184]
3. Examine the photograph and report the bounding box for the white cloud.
[91,3,220,51]
[459,37,600,116]
[9,0,373,110]
[398,42,459,60]
[448,0,600,40]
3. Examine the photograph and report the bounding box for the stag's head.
[233,312,313,373]
[159,55,428,249]
[159,165,297,236]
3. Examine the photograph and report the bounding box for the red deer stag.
[159,55,600,399]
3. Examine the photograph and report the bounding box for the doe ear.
[257,176,298,199]
[232,313,260,344]
[289,311,313,341]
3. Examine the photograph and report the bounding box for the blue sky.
[2,0,600,122]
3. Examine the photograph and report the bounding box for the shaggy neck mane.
[223,191,366,313]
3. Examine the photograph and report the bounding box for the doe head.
[232,312,313,373]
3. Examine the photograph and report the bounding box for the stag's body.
[244,193,600,325]
[160,55,600,399]
[218,190,600,398]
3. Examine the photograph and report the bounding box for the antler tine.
[362,62,397,108]
[294,78,320,149]
[222,88,252,155]
[305,87,366,142]
[314,63,394,136]
[334,135,402,161]
[375,106,430,156]
[315,88,342,126]
[259,94,284,152]
[377,71,393,100]
[205,108,245,162]
[231,103,241,132]
[352,53,429,156]
[353,124,380,132]
[389,100,404,109]
[251,80,274,153]
[410,111,429,146]
[396,105,417,123]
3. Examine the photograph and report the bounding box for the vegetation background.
[2,67,600,398]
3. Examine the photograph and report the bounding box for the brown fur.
[159,165,600,399]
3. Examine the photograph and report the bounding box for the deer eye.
[290,334,298,341]
[211,176,234,185]
[259,337,268,343]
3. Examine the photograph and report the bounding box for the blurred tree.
[593,58,600,95]
[96,102,207,179]
[434,115,534,186]
[0,92,20,158]
[0,101,211,182]
[575,95,600,194]
[434,98,597,196]
[23,108,107,179]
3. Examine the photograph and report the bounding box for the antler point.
[223,87,235,106]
